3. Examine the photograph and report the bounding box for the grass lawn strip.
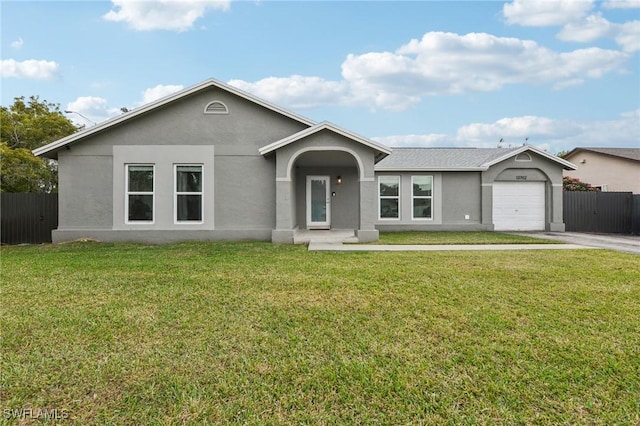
[375,231,563,245]
[2,242,638,424]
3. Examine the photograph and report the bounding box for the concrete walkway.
[513,232,640,255]
[308,242,597,252]
[296,230,599,252]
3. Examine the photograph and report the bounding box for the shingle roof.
[376,147,521,170]
[375,146,576,171]
[566,147,640,162]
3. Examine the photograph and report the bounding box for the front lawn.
[1,242,638,424]
[376,231,561,245]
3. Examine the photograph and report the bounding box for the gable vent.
[204,101,229,115]
[515,152,532,162]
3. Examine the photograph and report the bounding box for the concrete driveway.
[515,232,640,255]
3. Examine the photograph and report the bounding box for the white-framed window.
[379,175,400,220]
[412,175,433,220]
[126,164,154,223]
[175,164,203,223]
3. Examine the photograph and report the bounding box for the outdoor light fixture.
[337,175,342,184]
[64,110,97,126]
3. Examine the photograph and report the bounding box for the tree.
[563,176,599,191]
[0,96,79,192]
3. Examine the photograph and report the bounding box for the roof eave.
[564,148,640,163]
[375,167,488,172]
[259,121,392,156]
[482,145,577,170]
[34,77,317,158]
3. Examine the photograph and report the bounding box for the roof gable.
[34,78,316,159]
[259,121,392,157]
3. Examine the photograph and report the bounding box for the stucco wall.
[374,172,489,231]
[564,152,640,193]
[481,153,565,231]
[57,153,113,229]
[294,167,359,229]
[53,86,309,242]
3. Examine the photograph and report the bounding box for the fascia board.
[34,78,317,158]
[259,121,392,156]
[375,167,488,172]
[482,145,577,170]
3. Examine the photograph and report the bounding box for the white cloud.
[558,15,640,52]
[372,134,452,147]
[229,76,348,109]
[230,32,629,111]
[10,37,24,49]
[66,96,121,125]
[456,116,579,143]
[603,0,640,9]
[64,83,187,125]
[103,0,230,31]
[0,59,59,79]
[140,84,184,104]
[615,20,640,52]
[557,13,614,42]
[372,110,640,153]
[503,0,594,26]
[503,0,639,52]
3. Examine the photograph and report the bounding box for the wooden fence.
[1,193,58,244]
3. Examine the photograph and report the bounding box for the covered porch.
[259,122,391,244]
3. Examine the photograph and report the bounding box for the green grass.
[375,231,561,245]
[1,242,639,425]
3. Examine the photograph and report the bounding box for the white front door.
[306,176,331,229]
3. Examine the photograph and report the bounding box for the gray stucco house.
[34,78,576,244]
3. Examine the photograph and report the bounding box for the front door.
[306,176,331,229]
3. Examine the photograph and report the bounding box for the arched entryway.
[260,122,391,243]
[292,150,360,230]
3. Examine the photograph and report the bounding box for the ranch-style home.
[34,78,576,244]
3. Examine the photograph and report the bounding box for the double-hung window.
[412,175,433,220]
[126,165,154,223]
[175,165,203,223]
[379,176,400,219]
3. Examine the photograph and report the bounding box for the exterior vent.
[204,101,229,115]
[515,152,532,162]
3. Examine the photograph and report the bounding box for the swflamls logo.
[3,408,69,420]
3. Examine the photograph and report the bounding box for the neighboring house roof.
[564,147,640,163]
[33,78,317,159]
[375,145,576,171]
[259,121,392,157]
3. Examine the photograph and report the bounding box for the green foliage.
[0,142,57,192]
[563,176,599,191]
[1,96,78,150]
[0,96,78,192]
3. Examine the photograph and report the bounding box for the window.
[175,165,203,222]
[379,176,400,219]
[412,176,432,220]
[126,165,154,223]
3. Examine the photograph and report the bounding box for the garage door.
[493,182,545,231]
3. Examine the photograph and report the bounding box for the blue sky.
[2,0,639,153]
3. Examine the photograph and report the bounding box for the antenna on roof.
[498,138,503,148]
[524,137,529,146]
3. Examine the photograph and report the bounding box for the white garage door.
[493,182,545,231]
